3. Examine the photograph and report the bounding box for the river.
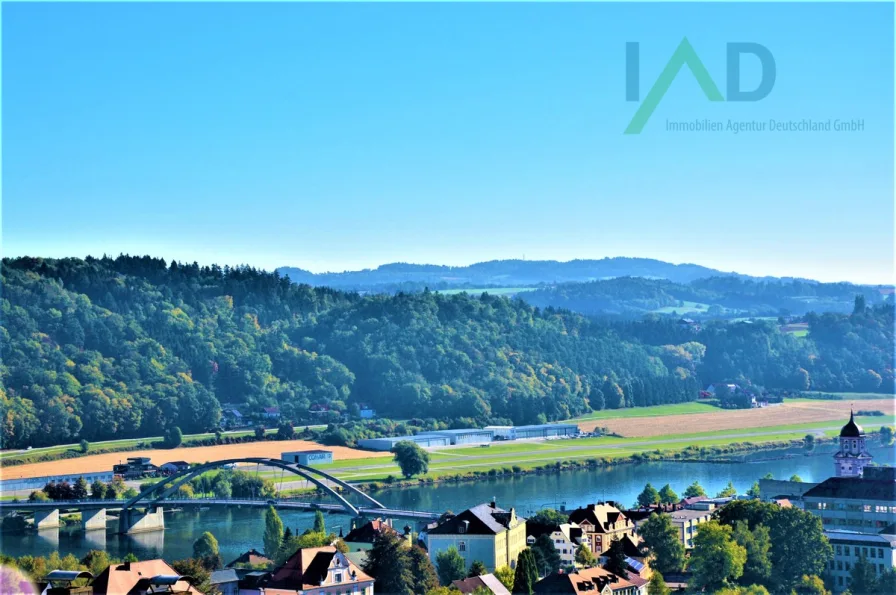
[1,443,892,562]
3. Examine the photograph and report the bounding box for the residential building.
[568,502,635,555]
[281,450,333,466]
[91,560,202,595]
[527,522,590,567]
[239,546,373,595]
[226,548,272,568]
[665,509,714,549]
[452,574,511,595]
[834,411,873,478]
[209,569,239,595]
[427,501,527,573]
[824,528,896,593]
[359,405,376,419]
[804,464,896,534]
[37,571,94,595]
[262,407,281,419]
[534,567,647,595]
[344,519,399,544]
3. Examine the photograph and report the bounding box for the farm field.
[0,439,389,481]
[581,398,895,437]
[569,401,719,421]
[651,300,711,314]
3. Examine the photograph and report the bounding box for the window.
[837,561,843,571]
[864,505,872,512]
[836,545,842,555]
[846,562,851,571]
[335,573,343,583]
[880,564,886,574]
[838,577,843,586]
[871,548,877,559]
[878,549,884,559]
[863,547,869,557]
[855,547,860,556]
[459,541,466,552]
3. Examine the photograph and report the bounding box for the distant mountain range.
[275,257,810,289]
[276,257,893,319]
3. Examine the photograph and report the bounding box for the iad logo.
[624,38,776,134]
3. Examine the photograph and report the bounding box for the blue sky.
[3,2,893,283]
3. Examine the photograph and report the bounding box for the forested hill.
[2,256,893,449]
[276,257,747,288]
[521,276,891,318]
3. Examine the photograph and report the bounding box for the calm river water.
[1,443,893,561]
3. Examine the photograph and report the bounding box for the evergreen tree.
[362,530,413,595]
[73,477,89,500]
[435,546,466,586]
[513,550,537,595]
[717,481,738,498]
[684,481,706,498]
[604,537,629,578]
[263,506,284,559]
[408,545,439,594]
[282,526,293,544]
[658,484,678,505]
[637,483,660,507]
[468,560,487,577]
[531,534,562,575]
[313,510,326,534]
[848,556,877,595]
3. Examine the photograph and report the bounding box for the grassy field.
[569,401,720,422]
[797,392,894,401]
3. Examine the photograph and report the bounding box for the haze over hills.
[275,257,816,289]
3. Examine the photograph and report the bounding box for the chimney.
[490,498,497,508]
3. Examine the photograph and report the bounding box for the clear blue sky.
[3,2,893,283]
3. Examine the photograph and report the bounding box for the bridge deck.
[0,498,441,520]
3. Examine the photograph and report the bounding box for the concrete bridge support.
[34,509,61,530]
[118,507,165,534]
[82,508,107,531]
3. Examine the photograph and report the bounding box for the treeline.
[608,304,895,393]
[521,275,891,318]
[1,256,696,448]
[2,256,892,449]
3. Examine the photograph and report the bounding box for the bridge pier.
[33,509,61,530]
[118,507,165,534]
[82,508,107,531]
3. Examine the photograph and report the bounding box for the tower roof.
[840,410,864,438]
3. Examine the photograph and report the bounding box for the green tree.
[637,483,660,507]
[789,475,803,483]
[362,530,413,595]
[512,550,537,595]
[575,543,596,568]
[732,521,772,587]
[276,531,333,566]
[747,482,761,499]
[767,507,832,590]
[73,477,89,500]
[408,545,439,594]
[875,568,896,594]
[716,587,770,595]
[79,439,89,453]
[689,521,746,592]
[604,537,629,578]
[531,534,561,575]
[848,556,877,595]
[165,426,183,448]
[803,434,816,449]
[648,572,671,595]
[468,560,487,577]
[658,484,679,505]
[637,513,685,575]
[880,426,894,445]
[791,574,829,595]
[171,558,214,595]
[313,510,326,534]
[263,506,284,559]
[193,531,219,559]
[80,550,114,576]
[495,565,515,591]
[392,441,430,478]
[528,508,568,526]
[717,481,738,497]
[436,546,466,586]
[90,480,105,500]
[684,481,707,498]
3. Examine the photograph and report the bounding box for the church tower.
[834,410,873,478]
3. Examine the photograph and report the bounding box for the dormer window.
[334,572,343,583]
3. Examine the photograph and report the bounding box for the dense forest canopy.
[1,256,892,448]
